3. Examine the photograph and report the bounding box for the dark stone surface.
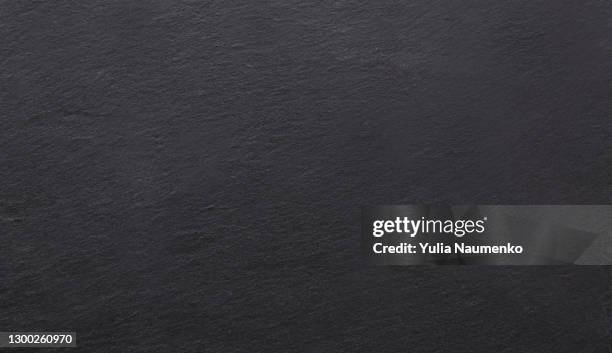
[1,1,611,352]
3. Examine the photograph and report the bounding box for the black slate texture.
[1,1,612,352]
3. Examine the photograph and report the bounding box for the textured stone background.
[1,1,612,352]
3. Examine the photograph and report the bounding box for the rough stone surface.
[1,1,612,352]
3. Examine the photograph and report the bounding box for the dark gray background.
[1,0,612,352]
